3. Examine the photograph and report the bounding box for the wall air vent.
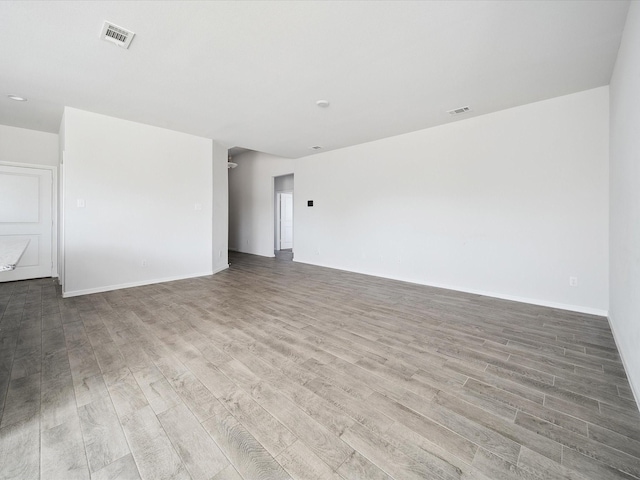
[447,106,471,116]
[100,21,135,49]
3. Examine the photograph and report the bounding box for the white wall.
[294,87,609,314]
[228,151,294,257]
[58,112,66,284]
[0,124,58,166]
[275,174,294,192]
[609,2,640,405]
[212,140,229,273]
[60,108,214,296]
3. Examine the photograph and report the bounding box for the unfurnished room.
[1,1,640,479]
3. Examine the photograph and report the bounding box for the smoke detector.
[100,21,135,49]
[447,106,471,116]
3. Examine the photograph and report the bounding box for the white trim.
[212,264,229,275]
[0,161,55,170]
[607,313,640,410]
[62,269,225,297]
[292,258,608,317]
[59,157,65,288]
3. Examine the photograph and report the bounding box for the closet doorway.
[274,174,294,259]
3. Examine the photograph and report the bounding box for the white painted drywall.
[228,151,294,256]
[0,124,59,166]
[609,2,640,405]
[294,87,609,314]
[58,112,66,286]
[275,174,294,192]
[60,107,214,296]
[212,140,229,273]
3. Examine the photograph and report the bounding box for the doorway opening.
[274,174,294,260]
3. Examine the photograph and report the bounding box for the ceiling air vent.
[100,21,135,49]
[447,106,471,116]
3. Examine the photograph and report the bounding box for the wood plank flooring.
[1,251,639,479]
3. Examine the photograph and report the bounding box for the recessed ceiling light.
[309,146,323,150]
[316,100,330,108]
[7,95,27,102]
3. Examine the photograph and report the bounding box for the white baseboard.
[292,258,608,317]
[607,313,640,410]
[212,264,230,275]
[62,270,215,298]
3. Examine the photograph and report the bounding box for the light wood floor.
[1,252,640,480]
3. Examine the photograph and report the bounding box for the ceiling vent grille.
[447,106,471,116]
[100,21,135,49]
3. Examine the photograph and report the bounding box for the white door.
[0,165,53,281]
[279,192,293,249]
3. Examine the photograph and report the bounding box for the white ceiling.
[0,1,630,158]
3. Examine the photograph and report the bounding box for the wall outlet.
[141,259,147,267]
[569,276,578,287]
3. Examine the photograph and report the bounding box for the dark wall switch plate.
[307,200,314,207]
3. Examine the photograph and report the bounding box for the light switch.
[194,203,202,211]
[77,199,85,208]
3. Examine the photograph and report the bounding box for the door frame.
[0,161,58,279]
[275,190,293,251]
